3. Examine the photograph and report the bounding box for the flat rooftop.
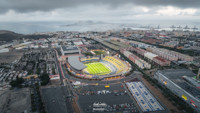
[158,69,195,79]
[126,81,164,112]
[61,46,78,51]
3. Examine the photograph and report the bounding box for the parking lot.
[75,84,139,113]
[41,86,74,113]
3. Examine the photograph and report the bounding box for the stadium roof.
[68,56,86,71]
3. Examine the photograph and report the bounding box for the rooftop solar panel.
[126,82,164,112]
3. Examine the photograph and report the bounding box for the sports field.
[85,62,111,75]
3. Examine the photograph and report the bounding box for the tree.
[37,68,41,75]
[52,67,56,75]
[10,76,25,87]
[40,73,50,86]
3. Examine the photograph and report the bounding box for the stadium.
[66,55,131,80]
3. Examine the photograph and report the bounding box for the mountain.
[0,30,51,42]
[0,30,22,42]
[59,21,122,32]
[60,20,106,27]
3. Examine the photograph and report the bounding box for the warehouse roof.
[126,81,164,112]
[158,69,195,79]
[157,69,200,99]
[68,56,86,71]
[61,46,78,51]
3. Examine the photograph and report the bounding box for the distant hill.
[61,20,106,27]
[0,30,51,42]
[0,30,22,42]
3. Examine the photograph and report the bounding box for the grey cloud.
[0,0,200,14]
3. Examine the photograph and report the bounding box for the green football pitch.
[85,62,111,75]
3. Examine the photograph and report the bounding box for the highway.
[54,49,64,85]
[53,49,78,113]
[49,49,74,113]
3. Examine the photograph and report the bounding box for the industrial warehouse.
[60,45,80,56]
[154,69,200,112]
[126,81,164,112]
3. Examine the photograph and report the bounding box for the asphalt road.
[54,49,64,85]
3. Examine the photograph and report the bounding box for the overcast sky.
[0,0,200,22]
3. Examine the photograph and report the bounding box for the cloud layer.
[1,0,200,13]
[0,0,200,22]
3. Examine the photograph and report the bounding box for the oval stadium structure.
[66,56,131,80]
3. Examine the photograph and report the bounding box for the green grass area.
[85,62,111,75]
